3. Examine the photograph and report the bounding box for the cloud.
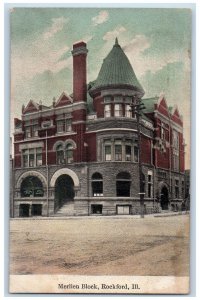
[92,10,109,26]
[103,26,126,41]
[43,17,69,40]
[122,35,190,77]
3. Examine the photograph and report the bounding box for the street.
[10,214,189,276]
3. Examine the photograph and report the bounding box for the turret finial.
[115,37,119,45]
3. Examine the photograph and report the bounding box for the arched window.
[56,144,64,164]
[65,143,73,163]
[92,172,103,196]
[20,176,44,197]
[116,172,131,197]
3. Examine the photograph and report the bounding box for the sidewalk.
[10,211,189,221]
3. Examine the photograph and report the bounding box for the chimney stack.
[72,41,88,103]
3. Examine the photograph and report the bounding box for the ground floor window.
[91,172,103,196]
[175,179,179,198]
[117,205,131,215]
[147,171,153,198]
[31,204,42,216]
[91,204,103,214]
[19,204,30,217]
[20,176,44,197]
[116,172,131,197]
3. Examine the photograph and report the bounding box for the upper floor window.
[25,126,31,138]
[173,130,179,149]
[161,122,165,140]
[125,104,132,118]
[105,143,111,161]
[104,104,111,118]
[56,143,74,164]
[125,145,132,161]
[114,104,123,117]
[56,115,72,133]
[22,147,43,167]
[24,120,39,138]
[65,144,73,163]
[103,139,138,162]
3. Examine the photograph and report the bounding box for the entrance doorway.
[55,175,75,209]
[160,186,169,210]
[19,204,30,217]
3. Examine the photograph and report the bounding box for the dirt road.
[9,214,189,276]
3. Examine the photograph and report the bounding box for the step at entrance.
[54,201,75,217]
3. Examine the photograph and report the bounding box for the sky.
[10,7,191,168]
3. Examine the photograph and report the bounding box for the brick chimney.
[71,41,88,103]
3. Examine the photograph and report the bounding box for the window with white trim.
[56,143,74,164]
[125,104,131,118]
[114,104,123,117]
[56,115,72,133]
[115,140,122,161]
[104,104,111,118]
[22,147,43,167]
[105,143,111,161]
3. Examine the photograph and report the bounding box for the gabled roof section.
[156,93,170,117]
[170,105,183,126]
[89,38,144,96]
[23,100,39,114]
[54,92,73,108]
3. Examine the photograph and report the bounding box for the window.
[25,126,31,138]
[29,149,34,167]
[114,104,123,117]
[20,176,44,197]
[147,171,153,198]
[104,104,111,118]
[161,122,165,140]
[91,204,103,214]
[22,148,43,167]
[104,96,111,103]
[105,144,111,161]
[36,148,42,166]
[22,149,28,167]
[134,146,139,162]
[125,145,132,161]
[65,144,73,163]
[32,124,39,137]
[116,172,131,197]
[115,143,122,161]
[56,116,72,133]
[56,145,64,164]
[125,104,131,118]
[114,95,123,102]
[57,120,64,133]
[56,143,74,164]
[66,119,72,132]
[175,179,179,198]
[92,173,103,196]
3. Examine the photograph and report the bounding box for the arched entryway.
[160,186,169,210]
[55,175,75,209]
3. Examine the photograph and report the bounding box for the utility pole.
[130,95,146,218]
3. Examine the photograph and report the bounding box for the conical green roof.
[89,38,144,95]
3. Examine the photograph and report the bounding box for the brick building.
[12,39,185,217]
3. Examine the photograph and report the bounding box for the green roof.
[89,38,144,95]
[142,97,159,113]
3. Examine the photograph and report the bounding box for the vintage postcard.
[9,7,191,294]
